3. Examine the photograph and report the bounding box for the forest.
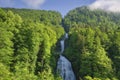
[63,7,120,80]
[0,8,64,80]
[0,6,120,80]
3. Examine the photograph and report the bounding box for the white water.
[65,33,68,39]
[57,33,76,80]
[60,40,64,53]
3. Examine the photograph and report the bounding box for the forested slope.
[1,6,120,80]
[0,8,64,80]
[63,7,120,80]
[64,7,120,32]
[3,8,62,26]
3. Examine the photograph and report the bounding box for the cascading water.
[57,33,76,80]
[65,33,68,39]
[60,40,64,53]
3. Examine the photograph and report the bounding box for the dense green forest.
[63,7,120,80]
[0,8,64,80]
[0,6,120,80]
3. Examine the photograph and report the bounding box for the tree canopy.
[0,6,120,80]
[63,6,120,80]
[0,8,64,80]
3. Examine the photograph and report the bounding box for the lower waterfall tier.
[57,55,76,80]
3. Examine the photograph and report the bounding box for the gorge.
[57,33,76,80]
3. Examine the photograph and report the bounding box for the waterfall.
[57,33,76,80]
[65,33,68,39]
[60,40,64,53]
[60,33,68,53]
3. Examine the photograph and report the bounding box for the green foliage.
[64,27,115,79]
[108,31,120,79]
[3,8,62,26]
[0,8,64,80]
[84,76,101,80]
[0,63,12,80]
[63,6,120,32]
[64,6,120,80]
[1,6,120,80]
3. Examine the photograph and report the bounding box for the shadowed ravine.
[57,33,76,80]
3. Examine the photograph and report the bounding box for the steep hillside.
[1,6,120,80]
[0,8,64,80]
[64,6,120,32]
[64,7,120,80]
